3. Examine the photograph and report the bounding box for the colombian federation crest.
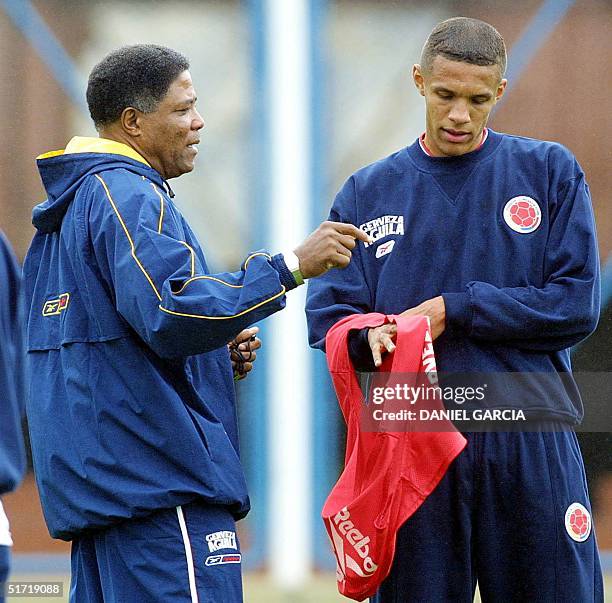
[503,196,541,233]
[564,502,592,542]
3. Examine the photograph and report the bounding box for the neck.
[98,127,163,177]
[98,127,133,150]
[420,128,488,157]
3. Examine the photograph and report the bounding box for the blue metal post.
[242,0,270,570]
[309,0,341,571]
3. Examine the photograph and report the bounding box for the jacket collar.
[37,136,150,167]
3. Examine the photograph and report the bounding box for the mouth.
[441,128,471,143]
[186,141,200,154]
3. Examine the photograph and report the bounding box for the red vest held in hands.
[323,313,466,601]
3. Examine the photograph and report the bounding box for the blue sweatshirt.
[306,130,600,423]
[0,231,26,495]
[24,137,297,540]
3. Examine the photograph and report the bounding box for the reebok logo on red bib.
[329,507,378,580]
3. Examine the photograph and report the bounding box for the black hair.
[421,17,506,77]
[86,44,190,129]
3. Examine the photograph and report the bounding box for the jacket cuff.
[442,291,472,335]
[271,253,299,291]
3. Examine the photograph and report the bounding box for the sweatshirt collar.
[407,128,502,171]
[418,128,488,156]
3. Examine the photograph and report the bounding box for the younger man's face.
[413,56,506,157]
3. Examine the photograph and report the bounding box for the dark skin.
[99,70,370,280]
[99,70,371,378]
[368,298,447,367]
[367,57,507,366]
[414,55,506,157]
[228,326,261,380]
[100,70,203,180]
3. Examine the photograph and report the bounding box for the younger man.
[307,17,603,602]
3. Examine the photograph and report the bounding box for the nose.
[448,100,470,125]
[192,108,205,130]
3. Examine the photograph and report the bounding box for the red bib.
[323,314,466,601]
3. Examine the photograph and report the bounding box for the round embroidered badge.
[503,196,541,233]
[564,502,592,542]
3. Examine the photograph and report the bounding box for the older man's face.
[137,70,204,180]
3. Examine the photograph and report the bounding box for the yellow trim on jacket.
[94,174,286,322]
[94,174,162,301]
[158,286,286,321]
[37,137,150,167]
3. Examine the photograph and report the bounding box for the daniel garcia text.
[372,408,526,422]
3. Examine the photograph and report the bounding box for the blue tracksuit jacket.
[306,130,600,423]
[24,137,297,540]
[0,231,26,496]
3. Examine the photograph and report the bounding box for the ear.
[120,107,142,138]
[413,64,425,97]
[495,79,508,103]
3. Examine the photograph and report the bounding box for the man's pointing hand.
[294,221,371,279]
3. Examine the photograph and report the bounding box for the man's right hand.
[293,221,370,279]
[367,323,397,367]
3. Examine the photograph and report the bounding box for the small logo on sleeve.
[42,293,70,316]
[503,196,541,233]
[564,502,592,542]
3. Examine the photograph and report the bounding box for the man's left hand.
[401,296,446,340]
[229,327,261,380]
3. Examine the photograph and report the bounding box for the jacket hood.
[33,137,165,233]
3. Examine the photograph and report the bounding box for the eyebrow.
[432,86,493,99]
[179,96,197,107]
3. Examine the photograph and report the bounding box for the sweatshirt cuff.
[348,328,376,372]
[442,291,472,335]
[271,253,299,291]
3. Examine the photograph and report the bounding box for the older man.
[24,44,366,602]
